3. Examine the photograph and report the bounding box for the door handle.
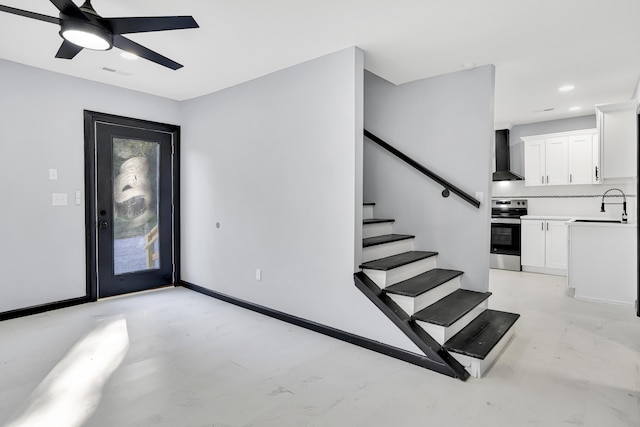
[99,221,109,229]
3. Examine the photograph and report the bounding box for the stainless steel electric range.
[490,199,528,271]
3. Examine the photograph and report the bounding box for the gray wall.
[0,50,498,353]
[507,115,597,176]
[179,47,420,351]
[0,59,181,313]
[363,66,495,292]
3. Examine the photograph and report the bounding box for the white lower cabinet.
[521,218,568,275]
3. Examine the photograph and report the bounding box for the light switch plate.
[49,169,58,180]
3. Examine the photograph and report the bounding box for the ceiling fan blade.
[105,16,199,35]
[0,5,60,24]
[55,40,83,59]
[49,0,87,20]
[113,35,183,70]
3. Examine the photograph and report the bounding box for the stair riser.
[416,301,488,345]
[388,276,460,315]
[363,205,374,220]
[363,222,394,239]
[362,239,414,263]
[362,257,437,289]
[449,325,516,378]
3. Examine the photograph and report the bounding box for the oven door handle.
[491,218,521,224]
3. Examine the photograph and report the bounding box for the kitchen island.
[567,219,637,305]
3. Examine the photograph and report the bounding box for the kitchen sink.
[573,219,622,223]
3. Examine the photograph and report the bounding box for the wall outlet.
[52,192,68,206]
[255,268,262,281]
[49,168,58,180]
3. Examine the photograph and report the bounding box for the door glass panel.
[112,138,160,275]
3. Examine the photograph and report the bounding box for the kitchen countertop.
[521,215,573,221]
[521,215,636,227]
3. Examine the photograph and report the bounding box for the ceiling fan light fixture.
[60,20,113,51]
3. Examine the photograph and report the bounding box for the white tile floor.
[0,269,638,427]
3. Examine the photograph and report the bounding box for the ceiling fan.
[0,0,199,70]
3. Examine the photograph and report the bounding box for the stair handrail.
[364,130,481,209]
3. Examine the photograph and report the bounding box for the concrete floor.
[0,269,638,426]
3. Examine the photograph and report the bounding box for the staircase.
[355,202,519,379]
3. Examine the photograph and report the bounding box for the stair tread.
[360,251,438,271]
[363,218,395,225]
[413,289,492,327]
[444,309,520,360]
[363,234,414,248]
[384,268,463,297]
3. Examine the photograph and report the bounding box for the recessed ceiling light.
[558,84,575,92]
[120,51,138,60]
[569,106,582,112]
[461,62,476,69]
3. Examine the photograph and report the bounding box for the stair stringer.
[354,271,470,380]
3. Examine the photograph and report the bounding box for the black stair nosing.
[363,202,375,206]
[412,290,492,327]
[360,251,438,271]
[363,218,395,225]
[443,309,520,360]
[363,234,415,248]
[384,268,464,298]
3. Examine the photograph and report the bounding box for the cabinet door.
[568,134,594,184]
[521,220,545,268]
[597,102,638,179]
[592,133,601,183]
[545,137,569,185]
[545,220,568,270]
[524,139,545,187]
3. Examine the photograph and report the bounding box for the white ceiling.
[1,0,639,128]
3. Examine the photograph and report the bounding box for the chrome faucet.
[600,188,627,223]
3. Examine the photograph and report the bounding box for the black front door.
[85,111,179,299]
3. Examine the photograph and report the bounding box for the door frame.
[84,110,180,301]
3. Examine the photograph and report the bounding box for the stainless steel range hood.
[493,129,523,181]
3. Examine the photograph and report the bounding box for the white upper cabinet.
[545,136,569,185]
[524,139,546,186]
[596,101,638,180]
[568,133,595,184]
[522,129,597,186]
